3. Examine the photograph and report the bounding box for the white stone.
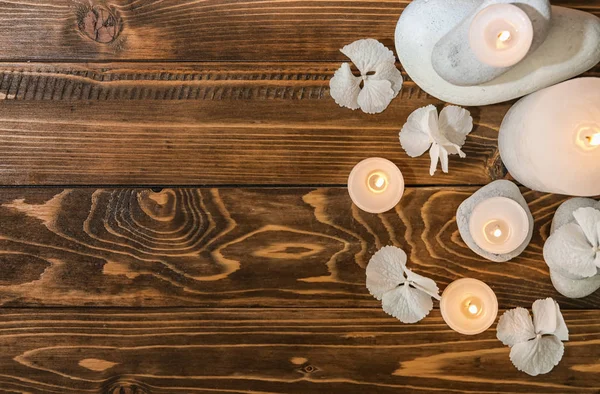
[550,270,600,299]
[545,198,600,298]
[432,0,551,86]
[395,2,600,106]
[498,78,600,197]
[456,180,534,262]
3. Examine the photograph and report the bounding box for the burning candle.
[440,278,498,335]
[577,124,600,150]
[469,4,534,67]
[587,132,600,146]
[348,158,404,214]
[499,78,600,196]
[469,196,530,255]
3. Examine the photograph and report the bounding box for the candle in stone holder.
[440,278,498,335]
[347,158,404,214]
[469,3,534,67]
[499,77,600,196]
[469,196,530,255]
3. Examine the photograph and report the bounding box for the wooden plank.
[0,62,430,101]
[0,62,596,102]
[0,186,595,309]
[0,0,596,61]
[0,94,505,186]
[0,308,598,393]
[0,63,340,101]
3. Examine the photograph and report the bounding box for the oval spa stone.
[431,0,552,86]
[498,78,600,197]
[545,198,600,298]
[395,1,600,106]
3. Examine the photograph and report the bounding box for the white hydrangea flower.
[497,298,569,376]
[330,39,403,114]
[366,246,440,323]
[399,105,473,176]
[544,207,600,279]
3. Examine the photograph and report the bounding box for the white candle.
[440,278,498,335]
[469,4,533,67]
[348,158,404,214]
[469,196,529,255]
[499,77,600,196]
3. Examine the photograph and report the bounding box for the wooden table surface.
[0,1,599,393]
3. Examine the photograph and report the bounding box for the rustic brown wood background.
[0,0,598,393]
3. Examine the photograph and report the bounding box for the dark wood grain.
[0,96,505,186]
[0,1,598,391]
[0,186,595,309]
[0,0,596,62]
[0,62,339,101]
[0,61,595,101]
[0,308,597,393]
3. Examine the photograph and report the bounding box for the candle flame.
[468,304,479,315]
[497,31,511,42]
[588,133,600,147]
[366,171,389,194]
[492,228,503,238]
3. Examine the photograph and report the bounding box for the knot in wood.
[78,4,122,44]
[302,364,317,373]
[106,381,149,394]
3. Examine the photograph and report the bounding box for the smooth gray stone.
[432,0,551,86]
[550,198,600,233]
[550,269,600,299]
[544,198,600,298]
[395,2,600,105]
[457,180,533,262]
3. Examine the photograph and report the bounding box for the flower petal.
[553,302,569,342]
[370,61,403,97]
[399,105,436,158]
[382,283,433,323]
[509,336,564,376]
[543,222,598,279]
[357,79,394,114]
[443,143,466,158]
[429,143,440,176]
[340,38,396,76]
[438,105,474,147]
[329,62,361,110]
[532,298,557,336]
[365,246,407,300]
[405,268,441,300]
[439,146,449,173]
[572,207,600,249]
[496,307,536,347]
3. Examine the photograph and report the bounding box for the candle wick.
[586,133,600,146]
[492,227,502,238]
[497,30,511,42]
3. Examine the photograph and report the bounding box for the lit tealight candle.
[469,196,529,255]
[440,278,498,335]
[499,78,600,196]
[348,158,404,214]
[577,124,600,150]
[469,4,534,67]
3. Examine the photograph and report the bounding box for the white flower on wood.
[497,298,569,376]
[366,246,440,323]
[544,207,600,279]
[399,105,473,176]
[329,39,403,114]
